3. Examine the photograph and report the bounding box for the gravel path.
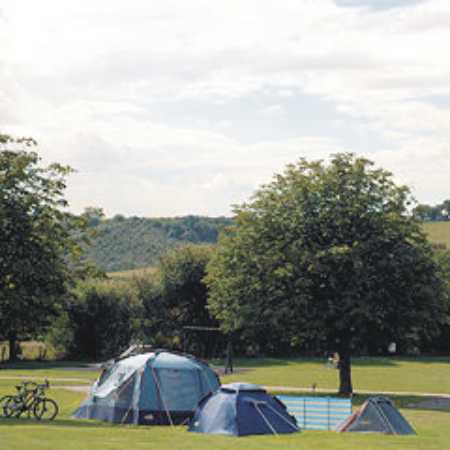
[265,385,450,398]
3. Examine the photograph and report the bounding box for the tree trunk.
[8,332,18,362]
[338,351,353,396]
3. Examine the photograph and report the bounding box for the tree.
[0,134,87,360]
[158,245,220,355]
[62,278,141,360]
[81,206,105,227]
[206,153,449,395]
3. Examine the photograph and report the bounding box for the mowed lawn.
[220,356,450,394]
[1,357,450,450]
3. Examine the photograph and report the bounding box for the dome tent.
[188,383,299,436]
[336,396,416,435]
[73,350,220,425]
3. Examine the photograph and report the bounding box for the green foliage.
[0,134,89,360]
[206,153,449,393]
[61,278,141,360]
[137,245,223,356]
[46,244,220,360]
[160,245,215,326]
[82,213,231,272]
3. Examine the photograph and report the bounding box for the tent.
[188,383,299,436]
[336,396,416,435]
[73,350,220,425]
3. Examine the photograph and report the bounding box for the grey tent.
[73,351,220,425]
[336,396,415,435]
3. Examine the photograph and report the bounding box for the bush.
[61,278,141,360]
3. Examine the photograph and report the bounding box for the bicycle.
[1,380,59,420]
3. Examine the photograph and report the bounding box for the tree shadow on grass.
[0,361,98,371]
[216,356,450,370]
[214,356,400,369]
[0,417,126,429]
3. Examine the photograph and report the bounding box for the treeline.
[81,208,232,272]
[44,241,450,362]
[48,245,227,361]
[47,242,450,361]
[413,199,450,222]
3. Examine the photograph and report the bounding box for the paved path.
[3,373,450,399]
[46,383,450,399]
[53,385,91,393]
[264,385,450,398]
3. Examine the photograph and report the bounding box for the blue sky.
[1,0,449,216]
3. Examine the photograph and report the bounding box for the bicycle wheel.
[33,398,58,420]
[0,396,14,417]
[3,396,23,418]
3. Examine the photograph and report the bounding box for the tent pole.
[254,403,278,436]
[264,403,299,431]
[375,402,396,435]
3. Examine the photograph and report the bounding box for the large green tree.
[159,244,221,356]
[135,245,222,356]
[206,153,449,395]
[0,134,87,360]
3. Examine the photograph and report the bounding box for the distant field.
[423,221,450,247]
[108,266,158,279]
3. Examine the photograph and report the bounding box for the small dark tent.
[188,383,299,436]
[336,396,416,435]
[73,350,220,425]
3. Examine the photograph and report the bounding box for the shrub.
[62,278,141,360]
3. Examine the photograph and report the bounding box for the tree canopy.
[206,153,449,395]
[0,134,88,360]
[152,245,221,356]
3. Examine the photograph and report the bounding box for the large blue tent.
[189,383,299,436]
[73,350,220,425]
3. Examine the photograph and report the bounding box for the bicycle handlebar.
[14,380,49,392]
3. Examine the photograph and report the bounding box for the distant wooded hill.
[83,215,232,272]
[83,211,450,273]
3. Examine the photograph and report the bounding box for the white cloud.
[1,0,449,216]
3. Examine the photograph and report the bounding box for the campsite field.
[3,356,450,393]
[221,356,450,394]
[1,356,450,449]
[1,407,449,450]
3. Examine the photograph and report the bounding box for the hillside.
[84,217,449,273]
[84,215,232,272]
[423,221,450,248]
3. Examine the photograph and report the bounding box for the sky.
[1,0,449,217]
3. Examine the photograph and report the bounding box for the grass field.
[107,266,158,280]
[1,357,450,449]
[2,408,449,450]
[220,356,450,394]
[422,221,450,247]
